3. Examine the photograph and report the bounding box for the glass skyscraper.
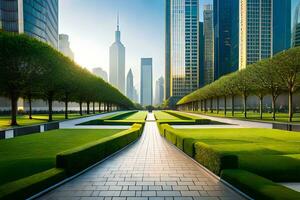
[140,58,153,106]
[213,0,239,79]
[0,0,59,48]
[165,0,199,101]
[239,0,291,69]
[293,1,300,47]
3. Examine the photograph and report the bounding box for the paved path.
[183,112,272,128]
[172,125,243,129]
[59,111,130,129]
[38,113,247,200]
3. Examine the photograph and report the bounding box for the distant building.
[239,0,291,69]
[213,0,239,80]
[293,1,300,47]
[140,58,153,106]
[203,4,214,85]
[165,0,199,101]
[59,34,74,60]
[154,77,164,106]
[109,15,125,93]
[199,22,205,87]
[92,67,108,82]
[126,69,134,101]
[133,86,139,103]
[0,0,59,48]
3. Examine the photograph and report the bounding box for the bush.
[194,142,238,175]
[0,168,66,200]
[56,123,143,175]
[221,169,300,200]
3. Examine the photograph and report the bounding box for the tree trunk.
[64,96,68,119]
[217,97,219,114]
[289,90,293,122]
[10,92,18,126]
[243,95,247,118]
[87,102,90,114]
[28,95,32,119]
[204,99,207,113]
[272,95,276,121]
[259,96,263,120]
[231,95,235,117]
[48,95,53,122]
[106,103,109,112]
[99,102,101,113]
[210,98,213,113]
[93,102,95,114]
[224,96,227,116]
[79,101,83,116]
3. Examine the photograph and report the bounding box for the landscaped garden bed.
[0,124,144,199]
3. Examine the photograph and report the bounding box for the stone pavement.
[37,113,247,200]
[183,112,272,129]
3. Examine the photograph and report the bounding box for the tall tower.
[109,14,125,93]
[126,69,134,101]
[140,58,153,106]
[203,4,214,85]
[239,0,291,69]
[293,1,300,47]
[165,0,199,103]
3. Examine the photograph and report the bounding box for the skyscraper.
[203,4,214,85]
[213,0,239,79]
[165,0,199,102]
[59,34,74,60]
[92,67,108,82]
[154,76,164,106]
[293,1,300,47]
[109,15,125,93]
[140,58,153,106]
[199,22,205,87]
[239,0,291,69]
[0,0,59,48]
[126,69,134,101]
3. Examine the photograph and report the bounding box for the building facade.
[203,4,214,85]
[199,22,205,87]
[154,76,164,106]
[140,58,153,106]
[59,34,74,60]
[126,69,134,101]
[92,67,108,82]
[293,1,300,47]
[165,0,199,101]
[0,0,59,48]
[109,16,125,93]
[239,0,291,69]
[213,0,239,80]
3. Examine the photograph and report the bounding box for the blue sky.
[59,0,212,91]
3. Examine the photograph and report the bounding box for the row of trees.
[0,32,134,125]
[177,47,300,122]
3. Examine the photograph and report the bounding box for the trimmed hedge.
[194,142,238,175]
[0,168,66,200]
[56,123,143,175]
[221,169,300,200]
[164,110,211,124]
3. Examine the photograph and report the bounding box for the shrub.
[0,168,66,200]
[56,124,143,175]
[194,142,238,175]
[221,169,300,200]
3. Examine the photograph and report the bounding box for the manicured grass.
[0,128,123,186]
[174,128,300,181]
[153,111,182,120]
[125,111,148,120]
[0,113,95,129]
[190,110,300,124]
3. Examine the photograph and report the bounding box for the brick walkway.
[38,113,247,200]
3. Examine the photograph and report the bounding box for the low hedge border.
[79,111,138,125]
[221,169,300,200]
[164,110,211,124]
[56,123,143,175]
[0,168,66,200]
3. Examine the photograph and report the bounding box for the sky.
[59,0,212,92]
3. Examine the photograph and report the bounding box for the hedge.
[56,123,143,175]
[194,142,238,175]
[164,110,211,124]
[221,169,300,200]
[0,168,66,200]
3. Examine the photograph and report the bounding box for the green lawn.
[190,111,300,124]
[153,111,181,120]
[125,111,148,120]
[0,113,95,130]
[0,128,123,186]
[175,128,300,181]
